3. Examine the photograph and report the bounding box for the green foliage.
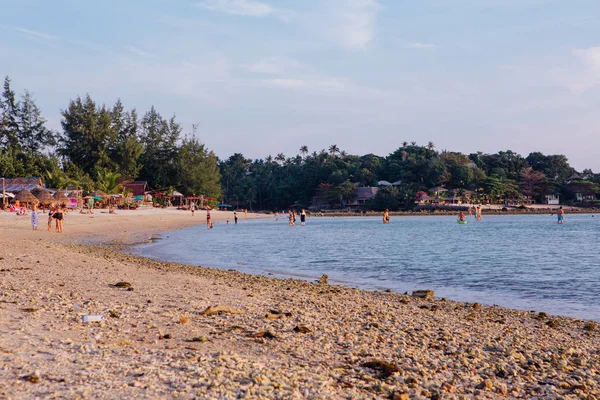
[2,76,596,212]
[96,168,122,194]
[176,136,221,198]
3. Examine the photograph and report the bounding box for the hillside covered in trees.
[2,76,600,211]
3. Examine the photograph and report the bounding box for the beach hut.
[53,190,69,202]
[33,189,55,204]
[88,190,108,199]
[14,188,39,206]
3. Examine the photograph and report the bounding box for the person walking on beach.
[557,206,565,224]
[206,209,211,228]
[383,209,390,224]
[191,202,195,217]
[300,209,306,226]
[31,204,39,230]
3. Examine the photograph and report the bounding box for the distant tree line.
[2,76,599,210]
[219,143,600,211]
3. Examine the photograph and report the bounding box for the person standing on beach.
[244,209,248,218]
[191,202,195,217]
[206,209,211,228]
[234,211,238,224]
[557,206,565,224]
[54,205,64,233]
[300,209,306,226]
[47,206,55,231]
[383,209,390,224]
[31,204,39,230]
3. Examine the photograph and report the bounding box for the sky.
[1,0,600,171]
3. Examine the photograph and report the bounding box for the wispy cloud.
[331,0,380,50]
[16,27,59,41]
[245,57,309,75]
[126,46,155,58]
[405,42,436,50]
[263,78,347,92]
[195,0,273,17]
[570,46,600,93]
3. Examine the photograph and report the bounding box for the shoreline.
[1,209,599,398]
[309,208,600,218]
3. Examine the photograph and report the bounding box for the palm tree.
[410,141,417,146]
[402,141,408,148]
[299,145,308,157]
[275,153,286,165]
[329,144,340,157]
[427,141,435,151]
[96,170,122,194]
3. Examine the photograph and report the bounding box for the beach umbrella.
[34,189,55,204]
[93,196,105,201]
[54,190,69,202]
[88,190,108,198]
[14,188,39,204]
[216,204,232,207]
[0,193,15,198]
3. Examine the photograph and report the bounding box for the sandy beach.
[1,208,599,399]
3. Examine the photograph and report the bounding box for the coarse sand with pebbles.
[0,208,599,399]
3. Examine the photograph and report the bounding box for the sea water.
[133,214,600,321]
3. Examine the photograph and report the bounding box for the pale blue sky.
[2,0,599,170]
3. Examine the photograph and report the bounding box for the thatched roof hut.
[88,190,108,199]
[34,189,55,203]
[54,190,69,202]
[14,188,39,204]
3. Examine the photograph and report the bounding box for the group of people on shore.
[27,203,65,233]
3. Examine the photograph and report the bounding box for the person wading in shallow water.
[206,209,211,228]
[383,209,390,224]
[557,206,565,224]
[300,209,306,226]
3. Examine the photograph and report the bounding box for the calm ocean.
[133,214,600,321]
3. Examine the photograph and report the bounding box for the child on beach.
[31,204,39,230]
[48,207,54,231]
